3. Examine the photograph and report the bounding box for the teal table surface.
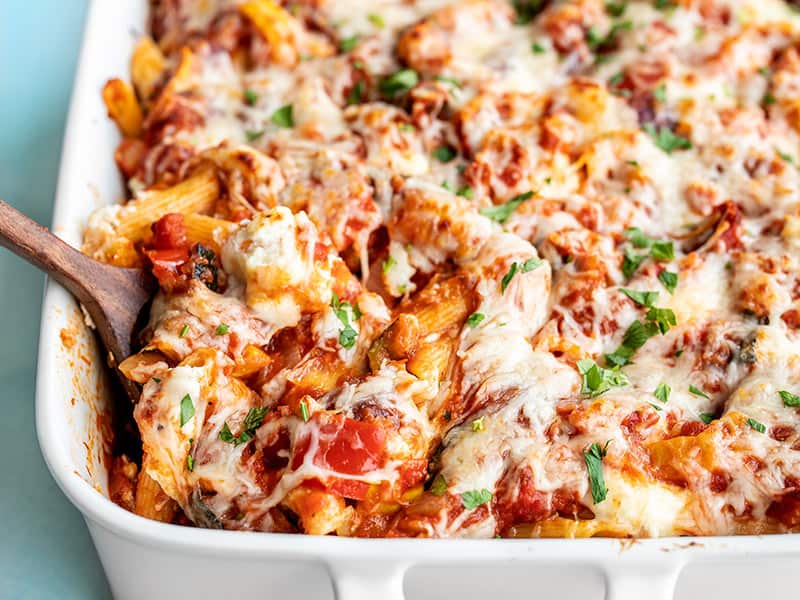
[0,2,110,598]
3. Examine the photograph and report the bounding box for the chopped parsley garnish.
[270,104,294,128]
[621,228,675,278]
[331,292,359,349]
[382,255,397,273]
[605,307,675,366]
[219,407,269,445]
[605,1,628,16]
[367,13,385,27]
[776,148,795,164]
[644,123,692,154]
[340,35,359,52]
[605,320,658,366]
[347,81,363,106]
[300,399,310,422]
[532,42,546,54]
[245,129,265,142]
[466,312,485,328]
[500,256,543,293]
[215,323,230,335]
[689,385,710,399]
[187,453,195,472]
[432,146,457,163]
[461,488,493,510]
[699,412,714,425]
[457,186,474,198]
[179,324,189,338]
[747,418,766,433]
[620,288,659,307]
[479,190,534,223]
[653,83,667,103]
[583,441,610,504]
[379,69,419,96]
[658,270,678,294]
[654,382,671,404]
[399,123,416,132]
[243,89,259,105]
[577,359,629,397]
[472,417,485,432]
[654,0,677,10]
[609,72,624,86]
[587,19,633,52]
[180,394,195,427]
[512,0,547,24]
[763,91,777,106]
[430,474,448,496]
[152,377,161,383]
[758,66,772,77]
[780,390,800,407]
[622,247,647,279]
[434,75,461,87]
[646,307,677,334]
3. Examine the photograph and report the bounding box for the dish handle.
[603,562,683,600]
[328,561,407,600]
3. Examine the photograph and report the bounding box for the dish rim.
[33,0,800,575]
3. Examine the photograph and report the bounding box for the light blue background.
[0,2,110,598]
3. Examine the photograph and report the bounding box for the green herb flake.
[179,324,189,338]
[472,417,485,432]
[653,83,667,103]
[152,377,161,383]
[430,474,448,496]
[479,190,533,223]
[644,123,692,154]
[777,148,795,164]
[466,312,485,328]
[689,385,710,399]
[367,13,385,27]
[521,257,543,272]
[747,418,766,433]
[331,292,358,349]
[576,359,629,397]
[654,382,671,404]
[658,270,678,294]
[434,75,462,87]
[245,129,265,142]
[605,319,659,366]
[620,288,659,307]
[532,42,546,54]
[780,390,800,407]
[300,399,310,422]
[432,146,457,163]
[583,441,610,504]
[645,307,677,334]
[605,1,628,17]
[399,123,416,132]
[180,394,195,427]
[243,89,259,105]
[457,186,474,198]
[609,72,624,86]
[758,66,771,77]
[461,488,493,510]
[270,104,294,128]
[379,69,419,96]
[650,240,675,261]
[187,454,195,471]
[382,255,397,273]
[339,35,359,52]
[699,412,714,424]
[215,323,230,335]
[764,91,777,106]
[622,247,647,279]
[346,81,363,106]
[500,262,519,293]
[219,422,234,443]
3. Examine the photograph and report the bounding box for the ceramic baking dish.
[34,1,800,598]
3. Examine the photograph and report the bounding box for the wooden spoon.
[0,199,153,402]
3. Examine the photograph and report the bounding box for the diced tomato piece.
[315,416,386,475]
[151,213,188,250]
[144,247,190,291]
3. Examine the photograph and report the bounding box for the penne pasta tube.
[102,78,143,138]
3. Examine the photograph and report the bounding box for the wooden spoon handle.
[0,199,98,305]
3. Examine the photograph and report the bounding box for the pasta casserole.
[90,0,800,538]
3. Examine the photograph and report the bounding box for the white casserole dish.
[34,1,800,598]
